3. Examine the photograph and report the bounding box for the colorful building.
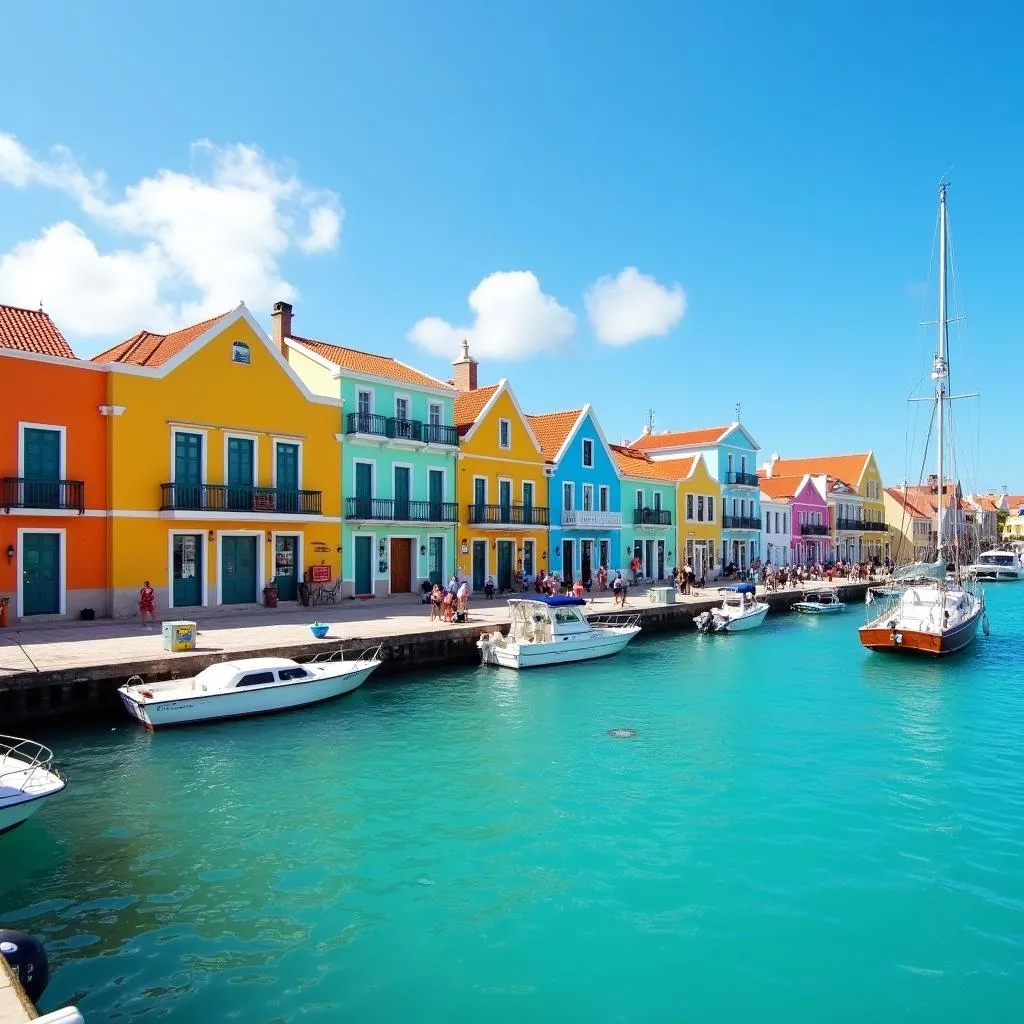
[1003,496,1024,542]
[528,406,621,582]
[93,304,343,616]
[279,302,458,597]
[0,305,109,620]
[759,487,792,567]
[632,421,762,572]
[452,358,548,590]
[759,473,830,566]
[674,455,721,581]
[884,487,934,563]
[609,445,677,581]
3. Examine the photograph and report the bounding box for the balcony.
[836,517,865,531]
[726,471,760,487]
[863,520,888,532]
[723,514,760,530]
[2,477,85,513]
[560,509,622,528]
[161,483,322,515]
[345,412,458,447]
[468,504,549,526]
[800,523,829,536]
[346,497,458,522]
[633,507,672,527]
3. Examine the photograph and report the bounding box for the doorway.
[274,535,299,601]
[656,540,665,580]
[390,538,413,593]
[644,539,654,580]
[581,540,593,585]
[428,536,444,585]
[354,535,373,595]
[562,539,574,581]
[394,466,411,521]
[227,437,254,511]
[497,540,514,591]
[222,536,257,604]
[21,532,60,615]
[172,533,202,607]
[472,540,486,590]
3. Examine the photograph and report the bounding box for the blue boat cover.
[724,582,755,594]
[527,595,587,606]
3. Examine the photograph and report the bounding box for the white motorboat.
[694,583,769,633]
[792,589,846,614]
[117,648,382,729]
[965,550,1024,582]
[477,596,640,669]
[0,736,66,836]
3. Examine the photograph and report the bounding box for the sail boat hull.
[858,602,982,656]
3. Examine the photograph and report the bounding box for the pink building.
[760,473,830,564]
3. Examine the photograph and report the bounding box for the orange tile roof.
[769,453,872,489]
[759,474,807,500]
[1004,494,1024,510]
[0,304,75,358]
[454,384,500,434]
[525,409,584,463]
[630,425,730,450]
[292,336,452,390]
[885,487,931,519]
[92,313,227,367]
[609,444,694,481]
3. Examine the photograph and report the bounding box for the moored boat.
[965,549,1024,582]
[118,648,382,729]
[694,583,769,633]
[792,588,845,614]
[0,737,66,836]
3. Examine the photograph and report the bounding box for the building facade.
[884,487,934,564]
[674,455,721,581]
[760,474,830,566]
[760,494,792,566]
[609,445,676,581]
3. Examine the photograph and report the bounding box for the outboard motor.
[0,929,50,1003]
[693,611,713,634]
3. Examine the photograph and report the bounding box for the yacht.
[476,596,640,669]
[694,583,769,633]
[965,549,1024,582]
[792,589,846,614]
[0,737,66,836]
[118,648,381,729]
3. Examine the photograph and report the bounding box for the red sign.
[310,564,331,584]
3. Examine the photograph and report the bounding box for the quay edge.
[0,583,870,727]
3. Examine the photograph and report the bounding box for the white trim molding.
[17,421,68,480]
[16,526,67,618]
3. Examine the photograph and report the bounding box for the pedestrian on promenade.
[457,579,470,617]
[139,580,156,628]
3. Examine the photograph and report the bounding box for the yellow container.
[161,620,197,652]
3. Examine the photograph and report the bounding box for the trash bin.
[263,582,279,609]
[161,620,197,652]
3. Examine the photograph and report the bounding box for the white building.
[761,494,791,566]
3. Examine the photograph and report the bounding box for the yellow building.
[93,304,343,617]
[453,377,548,590]
[671,455,722,580]
[1004,495,1024,541]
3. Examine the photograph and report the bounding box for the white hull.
[119,663,378,729]
[0,742,66,836]
[0,795,49,835]
[721,604,769,631]
[479,626,640,669]
[966,566,1023,582]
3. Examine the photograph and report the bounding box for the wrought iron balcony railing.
[161,483,322,514]
[468,503,549,526]
[633,507,672,526]
[345,412,458,447]
[2,477,85,513]
[726,471,760,487]
[723,514,761,529]
[800,523,829,536]
[346,497,458,522]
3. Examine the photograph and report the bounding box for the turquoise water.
[2,587,1023,1023]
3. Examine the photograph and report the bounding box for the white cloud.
[584,266,686,346]
[0,133,343,344]
[408,270,576,361]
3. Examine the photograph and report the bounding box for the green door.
[354,535,373,595]
[22,533,60,615]
[394,466,410,520]
[23,427,60,508]
[355,462,372,518]
[472,540,486,590]
[522,481,534,525]
[227,437,254,511]
[472,478,486,523]
[222,536,257,604]
[428,536,444,585]
[276,443,299,513]
[497,540,514,591]
[428,470,444,521]
[274,535,298,600]
[499,479,512,524]
[172,534,202,607]
[174,432,203,509]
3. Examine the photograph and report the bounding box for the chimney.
[452,338,478,392]
[271,301,293,353]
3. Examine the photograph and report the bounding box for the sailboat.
[859,183,986,656]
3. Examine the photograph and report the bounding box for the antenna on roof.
[735,402,741,423]
[38,300,44,312]
[645,408,655,434]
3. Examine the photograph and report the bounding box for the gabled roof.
[966,495,1000,514]
[759,475,805,501]
[454,384,501,435]
[884,487,932,519]
[289,336,453,391]
[610,445,695,482]
[1004,494,1024,512]
[630,424,731,450]
[525,408,586,464]
[769,453,874,490]
[0,304,76,358]
[92,313,228,366]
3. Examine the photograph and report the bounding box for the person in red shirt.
[139,580,156,629]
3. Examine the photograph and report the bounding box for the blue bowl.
[310,623,329,639]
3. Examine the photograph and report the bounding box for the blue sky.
[1,0,1021,489]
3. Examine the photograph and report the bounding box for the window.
[740,455,747,473]
[429,403,441,427]
[765,512,771,533]
[687,494,694,520]
[728,454,734,473]
[654,492,662,512]
[635,489,644,510]
[523,481,534,508]
[707,498,714,523]
[238,671,275,687]
[583,484,594,511]
[563,483,573,511]
[732,498,737,517]
[278,667,309,681]
[599,485,609,512]
[599,539,610,569]
[231,340,251,364]
[582,439,594,468]
[783,513,788,533]
[357,390,372,417]
[775,512,780,533]
[395,397,409,421]
[499,418,511,449]
[523,540,535,577]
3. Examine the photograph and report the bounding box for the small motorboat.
[117,648,382,729]
[693,583,769,633]
[0,736,66,836]
[792,589,846,614]
[477,596,640,669]
[965,550,1024,582]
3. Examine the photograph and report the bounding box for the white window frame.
[394,393,411,421]
[687,493,694,522]
[498,476,513,507]
[707,496,715,523]
[224,432,259,487]
[18,421,68,481]
[498,417,512,450]
[522,480,535,506]
[231,339,251,365]
[428,402,442,427]
[16,526,67,617]
[391,462,415,506]
[582,484,594,512]
[472,476,488,506]
[352,457,377,499]
[635,488,644,510]
[169,426,207,485]
[271,437,304,490]
[563,482,575,511]
[167,528,209,610]
[582,438,595,469]
[599,485,609,512]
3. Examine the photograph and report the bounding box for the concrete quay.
[0,580,869,726]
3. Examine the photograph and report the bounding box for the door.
[394,467,411,521]
[499,480,512,524]
[497,540,514,591]
[174,431,202,509]
[581,540,593,584]
[472,540,486,590]
[645,539,655,580]
[472,479,486,522]
[657,540,665,580]
[428,470,444,521]
[21,533,59,615]
[599,540,610,572]
[355,462,373,518]
[428,536,444,585]
[222,536,257,604]
[633,540,643,575]
[276,443,299,513]
[227,437,254,511]
[562,540,574,581]
[354,535,373,595]
[523,540,534,579]
[390,538,412,593]
[172,534,202,607]
[522,482,534,525]
[23,428,60,508]
[274,536,298,600]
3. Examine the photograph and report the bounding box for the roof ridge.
[526,406,585,419]
[0,302,56,316]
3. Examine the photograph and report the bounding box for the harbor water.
[2,586,1023,1022]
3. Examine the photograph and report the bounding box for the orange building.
[0,305,110,620]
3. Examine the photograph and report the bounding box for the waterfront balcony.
[726,471,760,487]
[560,509,623,528]
[160,483,322,515]
[2,477,85,514]
[723,514,760,530]
[800,523,829,536]
[345,412,459,448]
[836,517,865,531]
[345,497,458,523]
[468,503,549,526]
[862,520,888,532]
[633,508,672,527]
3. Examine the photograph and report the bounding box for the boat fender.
[983,613,990,637]
[0,930,50,1003]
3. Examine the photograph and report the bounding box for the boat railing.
[310,643,384,666]
[589,613,642,630]
[0,735,60,792]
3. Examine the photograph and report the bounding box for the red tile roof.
[759,475,807,500]
[609,444,694,481]
[884,487,932,519]
[292,336,452,390]
[525,409,584,463]
[629,425,730,450]
[0,304,75,358]
[1004,494,1024,511]
[768,453,873,488]
[454,384,500,434]
[92,313,227,367]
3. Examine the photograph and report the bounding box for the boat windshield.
[890,560,946,583]
[978,553,1016,567]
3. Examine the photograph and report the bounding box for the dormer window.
[582,439,594,468]
[499,418,511,449]
[231,341,251,365]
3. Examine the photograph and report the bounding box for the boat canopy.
[723,583,755,595]
[890,560,945,583]
[520,595,587,606]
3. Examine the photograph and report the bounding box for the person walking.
[139,580,156,629]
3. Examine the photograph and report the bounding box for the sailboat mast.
[935,182,949,559]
